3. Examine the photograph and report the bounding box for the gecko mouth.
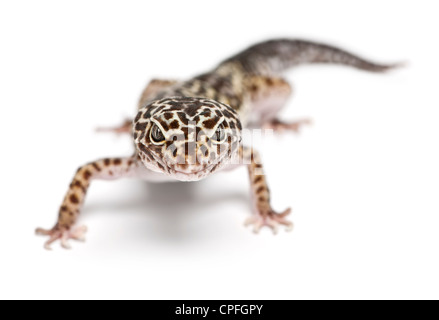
[165,163,219,182]
[138,145,223,177]
[171,163,217,175]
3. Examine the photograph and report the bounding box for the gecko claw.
[36,225,88,250]
[245,207,293,234]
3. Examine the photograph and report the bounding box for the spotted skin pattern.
[133,97,242,181]
[36,157,139,249]
[37,39,398,249]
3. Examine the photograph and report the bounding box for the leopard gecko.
[36,39,398,249]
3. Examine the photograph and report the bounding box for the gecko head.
[133,97,242,181]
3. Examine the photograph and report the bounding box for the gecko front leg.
[36,156,138,250]
[241,147,293,234]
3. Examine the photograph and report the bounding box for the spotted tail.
[221,39,399,76]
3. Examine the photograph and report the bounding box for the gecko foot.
[35,225,88,250]
[264,118,312,133]
[96,119,132,134]
[245,207,293,234]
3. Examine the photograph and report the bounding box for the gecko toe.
[245,207,293,234]
[36,225,88,250]
[35,227,51,236]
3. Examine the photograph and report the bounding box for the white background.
[1,0,438,300]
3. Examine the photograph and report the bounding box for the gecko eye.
[150,124,166,144]
[211,124,226,144]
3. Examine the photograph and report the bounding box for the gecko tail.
[221,39,401,75]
